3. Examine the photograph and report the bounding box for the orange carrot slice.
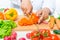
[56,18,60,29]
[48,16,55,29]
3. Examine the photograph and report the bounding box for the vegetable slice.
[56,18,60,29]
[53,30,60,35]
[48,16,55,29]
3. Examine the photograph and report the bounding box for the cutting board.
[13,15,59,31]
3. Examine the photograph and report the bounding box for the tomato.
[30,31,40,38]
[39,34,44,40]
[0,12,4,20]
[31,37,39,40]
[50,34,59,40]
[39,29,51,37]
[43,37,52,40]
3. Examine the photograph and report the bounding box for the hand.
[36,8,50,24]
[21,0,32,15]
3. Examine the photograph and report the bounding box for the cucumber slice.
[53,30,60,35]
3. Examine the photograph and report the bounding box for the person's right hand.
[36,8,50,24]
[21,0,32,15]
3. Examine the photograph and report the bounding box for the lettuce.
[0,20,17,38]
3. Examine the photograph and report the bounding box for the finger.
[38,16,43,24]
[36,10,42,16]
[38,12,45,24]
[21,6,27,14]
[42,10,49,19]
[26,7,32,15]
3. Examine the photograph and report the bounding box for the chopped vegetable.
[26,29,60,40]
[56,19,60,29]
[43,37,52,40]
[0,20,17,38]
[32,37,39,40]
[0,12,4,20]
[53,30,60,35]
[48,16,55,29]
[18,13,39,26]
[50,34,59,40]
[29,13,39,24]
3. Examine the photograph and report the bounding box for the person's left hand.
[36,8,51,24]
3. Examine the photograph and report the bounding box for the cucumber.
[53,30,60,35]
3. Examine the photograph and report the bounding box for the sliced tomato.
[43,37,52,40]
[39,29,51,37]
[39,34,44,40]
[50,34,59,40]
[30,31,40,38]
[32,37,39,40]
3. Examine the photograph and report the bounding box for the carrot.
[48,16,55,29]
[56,18,60,29]
[18,13,39,26]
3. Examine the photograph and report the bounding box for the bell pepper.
[5,8,18,20]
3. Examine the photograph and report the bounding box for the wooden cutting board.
[13,15,59,31]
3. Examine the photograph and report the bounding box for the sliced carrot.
[29,13,39,24]
[18,18,29,26]
[18,13,39,26]
[56,18,60,29]
[48,16,55,29]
